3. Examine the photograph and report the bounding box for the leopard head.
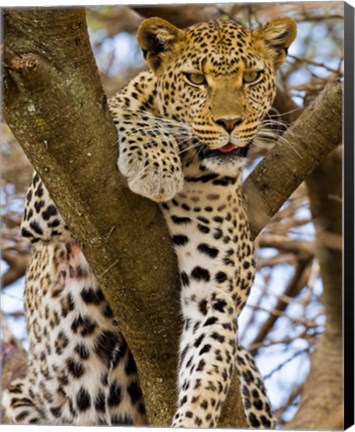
[138,17,296,173]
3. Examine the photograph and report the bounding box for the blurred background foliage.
[1,2,343,426]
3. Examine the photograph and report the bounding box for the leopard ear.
[252,17,297,69]
[137,17,184,71]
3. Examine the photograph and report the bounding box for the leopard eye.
[184,72,207,86]
[243,71,263,84]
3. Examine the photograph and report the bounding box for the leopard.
[2,16,297,428]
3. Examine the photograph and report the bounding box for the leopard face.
[138,17,296,173]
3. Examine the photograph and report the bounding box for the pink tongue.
[219,143,237,153]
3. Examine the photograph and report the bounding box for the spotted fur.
[3,17,296,427]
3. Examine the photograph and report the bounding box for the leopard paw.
[118,152,183,202]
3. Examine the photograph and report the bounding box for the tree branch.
[1,250,29,289]
[131,5,218,28]
[1,312,28,388]
[243,78,342,239]
[248,255,313,355]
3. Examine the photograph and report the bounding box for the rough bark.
[287,146,343,429]
[2,8,343,428]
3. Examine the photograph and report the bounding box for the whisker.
[268,105,304,119]
[255,129,303,159]
[178,139,202,155]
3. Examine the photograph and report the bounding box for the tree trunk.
[2,8,342,427]
[287,146,343,429]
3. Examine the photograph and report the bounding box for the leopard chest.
[160,176,255,312]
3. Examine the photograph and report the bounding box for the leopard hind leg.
[107,340,147,426]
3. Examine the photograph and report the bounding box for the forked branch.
[3,8,342,427]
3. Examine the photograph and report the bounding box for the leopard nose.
[214,117,244,133]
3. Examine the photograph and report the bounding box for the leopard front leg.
[161,184,273,428]
[173,294,238,428]
[116,115,184,202]
[236,344,276,429]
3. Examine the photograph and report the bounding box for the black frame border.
[344,2,354,430]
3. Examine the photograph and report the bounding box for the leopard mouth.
[201,142,251,159]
